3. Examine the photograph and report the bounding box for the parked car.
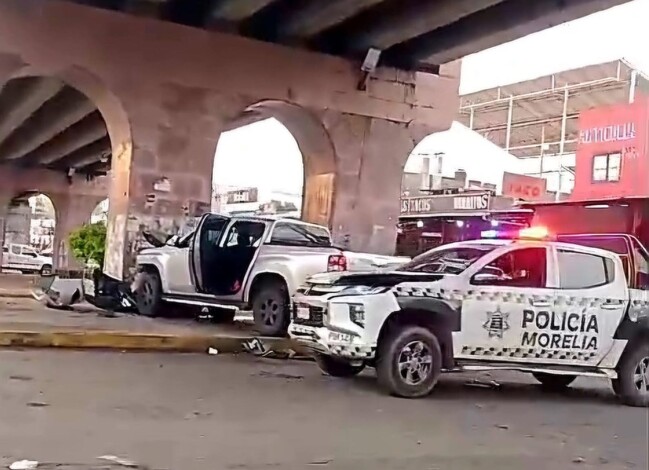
[133,214,409,336]
[289,230,649,407]
[1,243,53,275]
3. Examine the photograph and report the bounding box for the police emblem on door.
[483,308,510,339]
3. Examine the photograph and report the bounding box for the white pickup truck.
[1,243,53,275]
[289,234,649,407]
[134,214,408,336]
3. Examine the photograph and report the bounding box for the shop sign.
[502,172,547,201]
[579,122,636,144]
[226,188,258,204]
[400,192,491,216]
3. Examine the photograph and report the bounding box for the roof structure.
[458,59,649,159]
[64,0,630,71]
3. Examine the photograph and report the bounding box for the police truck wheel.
[136,271,164,317]
[376,325,442,398]
[252,280,289,337]
[532,373,577,391]
[615,341,649,407]
[315,354,365,377]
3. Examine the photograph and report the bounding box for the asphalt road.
[0,350,647,470]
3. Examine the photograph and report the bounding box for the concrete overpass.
[0,0,631,278]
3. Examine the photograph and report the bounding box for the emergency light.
[480,226,551,240]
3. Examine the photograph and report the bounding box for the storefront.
[396,190,532,257]
[518,98,649,247]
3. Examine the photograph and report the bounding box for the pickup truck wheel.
[315,354,365,377]
[532,373,577,391]
[136,271,164,317]
[615,341,649,407]
[376,325,442,398]
[252,281,289,337]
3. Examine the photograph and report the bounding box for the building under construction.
[458,59,649,195]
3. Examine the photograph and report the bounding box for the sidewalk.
[0,291,300,355]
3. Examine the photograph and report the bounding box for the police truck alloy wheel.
[615,341,649,407]
[532,373,577,391]
[315,354,365,377]
[252,281,289,337]
[377,325,442,398]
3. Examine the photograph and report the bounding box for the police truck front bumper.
[288,292,396,360]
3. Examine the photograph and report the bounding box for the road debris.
[254,370,304,380]
[9,375,33,381]
[308,459,332,466]
[465,378,501,389]
[97,455,138,468]
[9,460,38,470]
[242,338,267,356]
[26,401,49,407]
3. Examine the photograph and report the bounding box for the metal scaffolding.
[459,59,649,159]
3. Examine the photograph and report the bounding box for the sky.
[213,0,649,198]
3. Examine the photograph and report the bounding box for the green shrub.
[68,222,106,268]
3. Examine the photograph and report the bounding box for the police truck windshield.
[399,244,497,275]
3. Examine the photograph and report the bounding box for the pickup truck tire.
[252,280,290,337]
[40,264,53,276]
[135,271,164,318]
[614,341,649,407]
[315,354,365,377]
[532,373,577,391]
[376,325,442,399]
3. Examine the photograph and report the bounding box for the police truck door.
[547,246,628,367]
[456,246,554,362]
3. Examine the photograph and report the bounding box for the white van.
[1,243,53,275]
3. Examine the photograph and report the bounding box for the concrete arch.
[0,62,132,274]
[222,100,336,228]
[3,191,55,253]
[6,64,133,175]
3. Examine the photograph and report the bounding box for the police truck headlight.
[348,303,365,327]
[340,285,390,296]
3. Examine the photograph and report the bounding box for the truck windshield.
[399,244,497,274]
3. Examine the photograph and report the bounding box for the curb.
[0,292,33,299]
[0,330,308,354]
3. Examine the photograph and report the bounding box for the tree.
[68,222,107,268]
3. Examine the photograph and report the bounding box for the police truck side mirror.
[472,272,501,285]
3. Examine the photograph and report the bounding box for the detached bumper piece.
[84,269,137,312]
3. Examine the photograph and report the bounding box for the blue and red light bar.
[481,226,551,240]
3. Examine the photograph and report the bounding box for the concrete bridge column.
[103,91,241,280]
[50,192,105,270]
[323,113,430,255]
[0,194,11,270]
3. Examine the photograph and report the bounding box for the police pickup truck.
[289,228,649,407]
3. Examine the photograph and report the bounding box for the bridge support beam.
[0,0,461,280]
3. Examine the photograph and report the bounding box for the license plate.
[296,306,310,320]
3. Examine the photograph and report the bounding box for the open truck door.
[191,215,267,297]
[189,213,230,293]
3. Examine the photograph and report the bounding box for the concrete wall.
[0,0,460,279]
